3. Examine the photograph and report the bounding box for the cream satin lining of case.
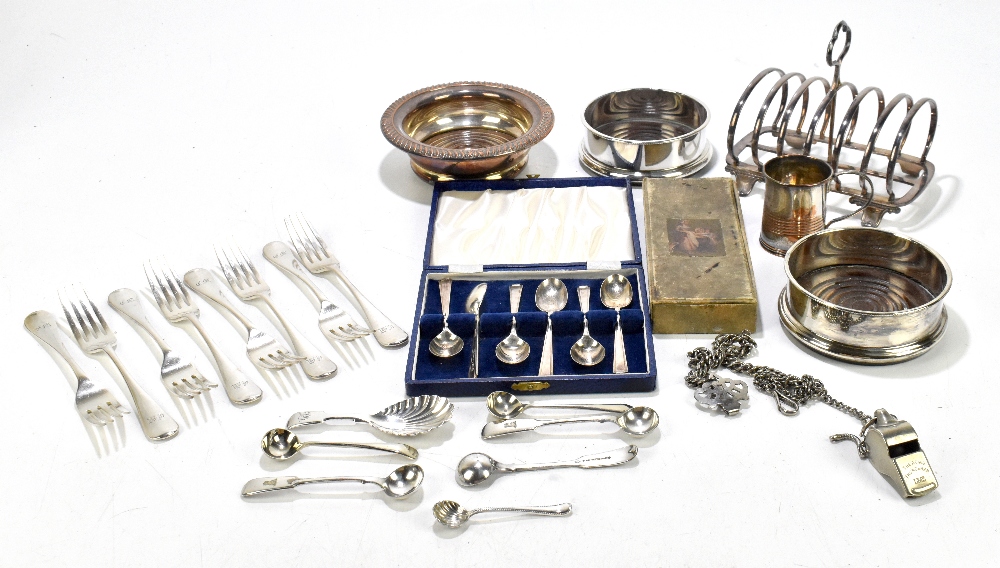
[430,186,635,266]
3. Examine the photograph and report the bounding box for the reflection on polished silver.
[780,228,951,364]
[108,288,218,399]
[831,409,938,498]
[429,278,463,358]
[286,395,454,436]
[59,287,179,441]
[262,241,370,342]
[495,284,529,365]
[242,464,424,499]
[760,155,874,255]
[465,283,487,377]
[183,268,305,371]
[25,310,131,426]
[485,391,634,420]
[725,21,938,227]
[535,278,568,376]
[694,378,749,416]
[380,81,555,182]
[600,275,632,374]
[481,406,659,439]
[286,214,408,349]
[570,286,604,366]
[456,445,638,487]
[145,261,263,406]
[260,428,418,461]
[433,500,572,528]
[580,88,711,182]
[215,244,337,380]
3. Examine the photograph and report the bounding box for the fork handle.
[263,241,330,303]
[258,295,338,380]
[329,266,409,349]
[102,347,179,441]
[24,310,90,384]
[186,316,263,406]
[184,269,257,331]
[108,289,171,354]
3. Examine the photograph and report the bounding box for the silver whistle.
[831,409,938,498]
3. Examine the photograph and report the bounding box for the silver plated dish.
[778,227,952,364]
[580,88,711,183]
[381,81,554,182]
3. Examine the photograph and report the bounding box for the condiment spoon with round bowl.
[432,500,572,528]
[429,278,463,358]
[242,464,424,499]
[261,428,418,461]
[485,391,634,419]
[496,284,529,365]
[480,406,660,439]
[456,445,637,486]
[570,285,605,366]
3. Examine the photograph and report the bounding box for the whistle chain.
[685,331,872,423]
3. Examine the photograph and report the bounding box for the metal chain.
[685,331,872,423]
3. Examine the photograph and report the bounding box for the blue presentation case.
[403,176,657,397]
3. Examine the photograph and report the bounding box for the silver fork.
[183,268,306,371]
[286,214,409,348]
[263,241,370,342]
[108,288,218,398]
[25,310,130,426]
[59,288,179,441]
[145,262,263,406]
[216,244,338,380]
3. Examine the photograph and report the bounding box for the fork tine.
[83,288,110,336]
[74,287,102,340]
[163,262,191,306]
[84,410,108,426]
[215,244,243,290]
[235,244,261,286]
[299,213,333,260]
[149,261,177,310]
[144,262,167,309]
[57,290,85,344]
[96,406,118,423]
[169,382,196,399]
[284,216,311,261]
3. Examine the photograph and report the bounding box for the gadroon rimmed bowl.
[778,227,952,365]
[579,88,711,183]
[380,81,554,183]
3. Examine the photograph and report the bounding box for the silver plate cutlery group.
[25,216,408,442]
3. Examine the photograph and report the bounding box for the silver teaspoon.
[600,274,633,374]
[456,445,637,486]
[570,285,604,366]
[481,406,660,439]
[429,279,463,358]
[433,500,572,528]
[535,278,568,376]
[485,391,633,419]
[261,428,418,460]
[496,284,529,365]
[242,464,424,499]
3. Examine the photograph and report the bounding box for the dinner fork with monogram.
[216,243,338,380]
[59,288,179,441]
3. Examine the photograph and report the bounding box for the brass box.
[642,177,758,334]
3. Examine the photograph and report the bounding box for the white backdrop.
[2,1,996,566]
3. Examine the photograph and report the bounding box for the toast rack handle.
[826,21,852,68]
